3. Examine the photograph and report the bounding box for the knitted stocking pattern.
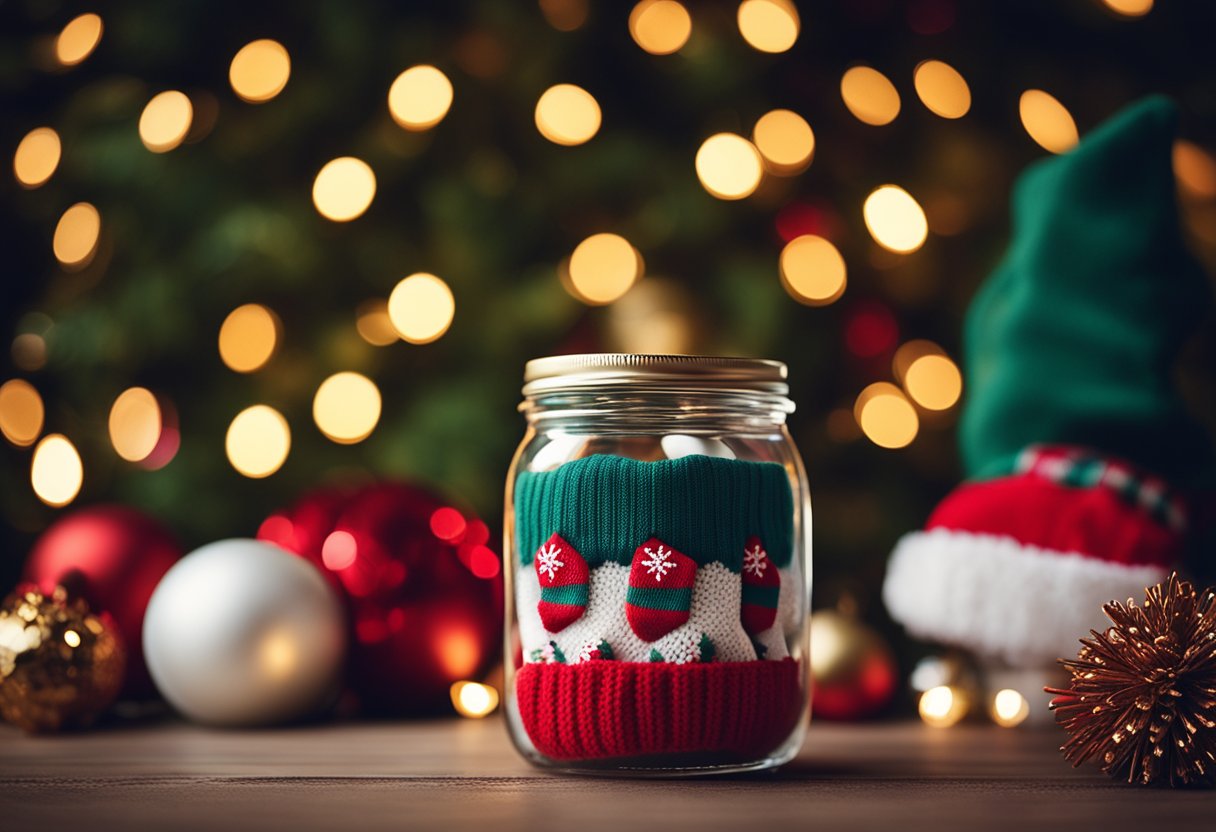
[626,537,696,642]
[534,533,589,633]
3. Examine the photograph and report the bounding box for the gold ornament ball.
[810,609,899,720]
[0,585,126,732]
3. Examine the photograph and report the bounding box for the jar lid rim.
[523,353,788,394]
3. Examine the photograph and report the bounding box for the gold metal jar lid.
[522,353,788,396]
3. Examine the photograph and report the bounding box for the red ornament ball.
[22,506,182,697]
[259,482,502,714]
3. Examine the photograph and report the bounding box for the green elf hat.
[884,97,1216,668]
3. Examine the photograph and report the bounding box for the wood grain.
[1,718,1208,831]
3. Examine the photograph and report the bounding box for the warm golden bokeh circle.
[31,433,83,507]
[313,372,382,444]
[629,0,693,55]
[695,133,763,200]
[229,39,292,103]
[863,185,928,253]
[854,382,919,449]
[1019,90,1079,154]
[389,65,454,130]
[0,379,44,447]
[312,156,377,221]
[753,109,814,174]
[780,235,846,306]
[567,233,643,305]
[53,203,101,268]
[139,91,194,153]
[13,127,61,188]
[904,354,963,410]
[535,84,602,146]
[109,387,162,462]
[841,66,901,126]
[913,60,971,119]
[388,273,456,344]
[737,0,800,54]
[218,304,280,373]
[56,13,103,66]
[1102,0,1153,17]
[226,405,291,478]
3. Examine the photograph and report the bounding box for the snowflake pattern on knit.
[743,543,768,578]
[536,542,565,581]
[641,544,677,582]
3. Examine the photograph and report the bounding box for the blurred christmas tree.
[2,0,1215,635]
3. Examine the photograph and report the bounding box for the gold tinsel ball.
[1049,573,1216,787]
[0,585,126,732]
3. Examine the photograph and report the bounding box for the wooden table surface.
[1,717,1209,831]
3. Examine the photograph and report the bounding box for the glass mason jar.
[503,354,811,775]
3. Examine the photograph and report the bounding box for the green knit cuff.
[514,454,794,573]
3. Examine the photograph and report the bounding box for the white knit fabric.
[517,560,799,663]
[883,528,1168,668]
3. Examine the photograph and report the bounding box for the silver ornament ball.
[143,538,346,726]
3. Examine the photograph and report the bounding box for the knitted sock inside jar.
[513,454,803,761]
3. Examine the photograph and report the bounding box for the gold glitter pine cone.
[1048,573,1216,788]
[0,584,126,733]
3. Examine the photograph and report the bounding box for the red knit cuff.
[515,659,803,761]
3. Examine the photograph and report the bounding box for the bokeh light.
[52,202,101,268]
[431,507,468,542]
[321,530,358,571]
[695,133,763,200]
[629,1,693,55]
[388,65,454,130]
[567,233,643,305]
[388,273,455,344]
[736,0,800,54]
[56,13,103,66]
[991,688,1031,728]
[218,303,280,373]
[1102,0,1153,17]
[919,685,969,727]
[913,60,971,119]
[904,353,963,410]
[450,681,499,718]
[31,434,83,507]
[229,39,291,103]
[752,109,814,174]
[226,405,291,478]
[535,84,601,146]
[467,546,501,579]
[13,127,61,188]
[313,372,382,444]
[0,379,44,447]
[779,235,846,306]
[840,66,901,126]
[355,300,399,346]
[109,387,162,463]
[11,333,47,372]
[855,382,919,449]
[1174,141,1216,199]
[312,156,376,221]
[539,0,589,31]
[863,185,928,253]
[139,90,193,153]
[1019,90,1079,154]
